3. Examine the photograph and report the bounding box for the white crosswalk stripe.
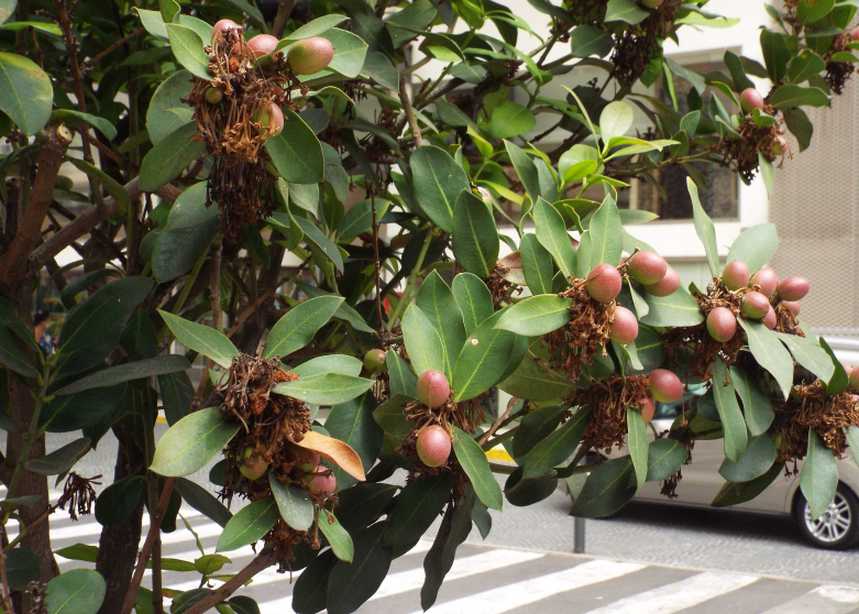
[759,585,859,614]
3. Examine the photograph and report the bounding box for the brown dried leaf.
[293,430,366,481]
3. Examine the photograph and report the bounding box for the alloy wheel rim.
[804,493,852,543]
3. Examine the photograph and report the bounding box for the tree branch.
[272,1,295,38]
[185,551,277,614]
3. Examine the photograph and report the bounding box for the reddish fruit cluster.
[649,368,683,403]
[416,370,450,408]
[287,37,335,75]
[610,306,638,345]
[740,88,765,113]
[627,252,680,297]
[586,263,622,303]
[416,425,452,468]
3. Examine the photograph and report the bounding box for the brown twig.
[398,64,423,146]
[86,27,144,67]
[271,0,295,38]
[184,550,277,614]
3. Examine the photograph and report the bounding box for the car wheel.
[794,484,859,550]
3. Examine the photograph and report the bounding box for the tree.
[0,0,857,612]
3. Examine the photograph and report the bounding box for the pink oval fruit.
[778,276,810,301]
[763,306,777,329]
[851,26,859,41]
[706,307,737,342]
[416,425,452,468]
[849,366,859,392]
[741,291,770,320]
[638,396,656,423]
[649,368,683,403]
[212,19,240,40]
[307,471,337,496]
[628,251,668,286]
[585,263,622,304]
[610,306,639,345]
[247,33,280,58]
[363,348,386,373]
[740,88,765,112]
[644,266,680,297]
[782,300,801,316]
[722,260,750,290]
[253,102,284,137]
[287,36,335,75]
[416,370,450,408]
[751,266,779,297]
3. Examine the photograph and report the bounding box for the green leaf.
[777,333,835,383]
[452,191,499,278]
[738,319,794,399]
[845,426,859,468]
[452,312,527,401]
[760,29,791,83]
[293,354,362,378]
[800,429,838,519]
[787,49,826,84]
[273,373,373,405]
[599,101,634,143]
[641,288,704,327]
[372,394,412,441]
[336,198,388,243]
[605,0,648,23]
[571,456,637,518]
[820,337,848,394]
[54,355,189,396]
[487,101,535,139]
[326,525,391,614]
[768,84,828,109]
[576,195,623,277]
[559,145,600,184]
[269,474,314,531]
[726,224,778,274]
[409,145,470,233]
[646,439,689,482]
[175,477,232,527]
[265,110,324,184]
[416,271,466,379]
[159,370,194,425]
[139,122,205,192]
[533,197,576,279]
[320,28,368,79]
[730,366,774,436]
[451,273,493,335]
[146,69,194,146]
[520,234,554,295]
[687,177,720,276]
[520,410,589,479]
[719,435,777,482]
[452,426,503,510]
[0,325,38,378]
[325,396,382,488]
[504,140,540,202]
[150,407,239,477]
[46,569,106,614]
[26,437,90,475]
[499,355,573,402]
[495,294,571,336]
[420,490,474,610]
[95,476,145,526]
[570,25,612,58]
[712,462,783,507]
[165,23,209,80]
[318,509,354,562]
[293,216,344,273]
[51,110,116,140]
[0,1,15,24]
[402,303,447,377]
[264,296,344,358]
[153,181,218,283]
[0,51,53,135]
[281,14,348,42]
[383,475,452,555]
[627,408,649,488]
[159,310,239,369]
[6,547,40,591]
[216,498,279,552]
[798,0,835,24]
[386,351,417,398]
[711,358,749,462]
[194,554,230,576]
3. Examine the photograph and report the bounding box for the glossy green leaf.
[95,475,145,526]
[0,325,38,378]
[264,296,344,358]
[150,407,239,477]
[627,408,649,488]
[336,198,388,243]
[372,394,412,441]
[409,145,470,233]
[26,437,90,475]
[769,84,828,109]
[176,477,232,527]
[730,366,774,436]
[576,195,623,277]
[645,439,689,482]
[165,23,209,80]
[800,429,838,519]
[797,0,835,23]
[269,474,314,531]
[152,181,218,283]
[159,310,239,369]
[712,462,783,507]
[687,177,720,276]
[504,140,540,202]
[46,569,106,614]
[452,191,499,278]
[487,101,535,139]
[599,101,634,142]
[139,122,205,192]
[6,547,39,591]
[520,233,554,295]
[533,197,576,279]
[570,24,612,58]
[386,351,417,398]
[420,489,474,610]
[605,0,648,23]
[495,294,571,336]
[216,498,279,552]
[641,288,704,327]
[499,355,573,402]
[570,456,636,518]
[711,358,749,462]
[55,355,189,396]
[265,110,324,184]
[845,426,859,468]
[273,373,373,405]
[293,354,362,378]
[293,215,344,273]
[320,28,368,79]
[416,270,466,379]
[726,224,778,274]
[738,319,794,399]
[777,332,835,384]
[452,426,503,510]
[51,109,116,140]
[326,525,391,614]
[318,509,354,562]
[453,311,527,401]
[325,395,382,488]
[402,303,447,377]
[451,273,494,335]
[0,51,53,135]
[521,409,589,479]
[384,475,452,555]
[719,435,777,482]
[0,1,15,24]
[281,14,348,43]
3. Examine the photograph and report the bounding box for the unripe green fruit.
[707,307,737,342]
[722,260,750,290]
[628,251,668,286]
[416,370,450,408]
[638,396,655,423]
[585,263,622,304]
[253,102,284,138]
[649,368,683,403]
[751,266,779,297]
[239,447,269,481]
[416,425,452,468]
[782,300,801,316]
[741,291,770,320]
[777,276,810,301]
[740,88,765,112]
[307,471,336,496]
[247,34,280,58]
[644,266,680,297]
[610,306,639,345]
[763,306,777,329]
[212,19,240,40]
[363,348,386,374]
[287,36,335,75]
[205,87,223,105]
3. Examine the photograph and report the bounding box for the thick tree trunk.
[95,418,145,614]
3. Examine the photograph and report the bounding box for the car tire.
[793,484,859,550]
